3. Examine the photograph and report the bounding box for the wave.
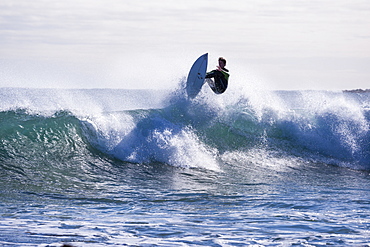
[1,87,370,176]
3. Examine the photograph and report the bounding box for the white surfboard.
[186,53,208,99]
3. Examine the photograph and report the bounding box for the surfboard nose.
[186,53,208,99]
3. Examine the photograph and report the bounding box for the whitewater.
[1,84,370,246]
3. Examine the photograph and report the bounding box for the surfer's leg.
[214,74,228,94]
[206,70,228,94]
[206,78,215,88]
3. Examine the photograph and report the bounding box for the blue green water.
[1,88,370,246]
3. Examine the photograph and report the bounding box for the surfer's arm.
[205,70,217,78]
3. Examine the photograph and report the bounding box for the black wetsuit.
[205,68,229,94]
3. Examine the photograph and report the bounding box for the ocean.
[1,86,370,246]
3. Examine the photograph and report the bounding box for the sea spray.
[1,88,370,170]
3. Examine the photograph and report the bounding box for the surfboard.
[186,53,208,99]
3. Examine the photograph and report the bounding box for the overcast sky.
[0,0,369,90]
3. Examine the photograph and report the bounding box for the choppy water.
[1,86,370,246]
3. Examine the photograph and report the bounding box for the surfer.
[205,57,230,94]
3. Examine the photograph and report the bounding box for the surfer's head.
[218,57,226,68]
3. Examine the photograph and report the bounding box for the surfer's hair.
[219,57,226,65]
